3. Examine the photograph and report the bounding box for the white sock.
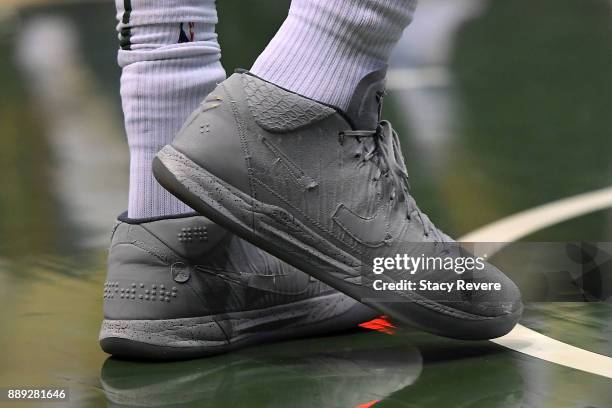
[251,0,417,111]
[115,0,225,218]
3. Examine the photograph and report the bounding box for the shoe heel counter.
[171,74,252,195]
[103,226,211,321]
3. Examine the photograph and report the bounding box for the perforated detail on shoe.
[103,281,178,303]
[242,74,336,133]
[177,226,208,243]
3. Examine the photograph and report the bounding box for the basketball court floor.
[0,0,611,406]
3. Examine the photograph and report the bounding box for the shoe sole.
[100,292,376,361]
[153,145,521,340]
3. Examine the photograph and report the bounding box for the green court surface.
[0,0,611,407]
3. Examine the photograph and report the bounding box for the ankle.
[251,0,416,110]
[116,0,225,218]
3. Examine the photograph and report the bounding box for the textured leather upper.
[243,74,336,133]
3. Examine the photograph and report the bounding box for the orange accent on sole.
[355,399,381,408]
[358,315,396,335]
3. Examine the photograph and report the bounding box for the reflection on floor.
[101,331,423,408]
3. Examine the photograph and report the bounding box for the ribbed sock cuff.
[116,0,225,218]
[251,0,417,110]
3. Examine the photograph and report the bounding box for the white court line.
[461,186,612,246]
[493,324,612,379]
[459,186,612,379]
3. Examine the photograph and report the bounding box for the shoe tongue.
[345,67,387,130]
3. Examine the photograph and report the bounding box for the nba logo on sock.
[178,22,195,43]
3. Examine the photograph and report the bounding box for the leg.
[116,0,225,218]
[251,0,417,111]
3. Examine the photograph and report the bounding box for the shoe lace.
[338,96,449,243]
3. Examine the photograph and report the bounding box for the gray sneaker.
[99,212,377,360]
[153,70,522,340]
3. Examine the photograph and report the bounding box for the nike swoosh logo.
[332,201,393,247]
[259,135,318,191]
